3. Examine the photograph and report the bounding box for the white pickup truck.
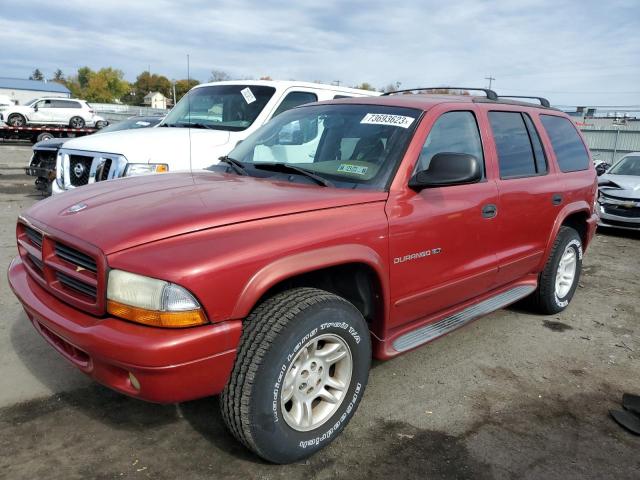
[53,80,377,194]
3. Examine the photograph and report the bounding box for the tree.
[29,69,44,81]
[209,70,231,82]
[173,79,200,103]
[126,71,172,105]
[62,66,131,103]
[259,76,273,81]
[381,82,402,93]
[353,82,376,91]
[51,69,65,83]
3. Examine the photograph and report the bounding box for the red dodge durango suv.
[9,88,598,463]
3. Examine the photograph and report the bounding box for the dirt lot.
[0,144,639,479]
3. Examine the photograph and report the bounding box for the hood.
[61,127,231,168]
[24,171,387,254]
[598,174,640,200]
[34,138,66,149]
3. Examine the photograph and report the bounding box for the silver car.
[597,152,640,230]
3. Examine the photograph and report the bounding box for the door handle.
[552,194,563,206]
[482,204,498,218]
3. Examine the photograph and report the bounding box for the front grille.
[17,220,104,315]
[55,243,97,273]
[57,271,97,299]
[27,253,44,275]
[24,226,43,248]
[603,204,640,218]
[69,155,93,186]
[96,159,112,182]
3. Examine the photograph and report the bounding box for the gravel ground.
[0,145,639,479]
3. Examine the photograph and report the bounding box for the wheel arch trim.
[230,244,389,322]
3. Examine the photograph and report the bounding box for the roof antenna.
[187,54,193,183]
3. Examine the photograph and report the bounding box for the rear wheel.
[221,287,371,464]
[69,116,85,129]
[531,226,583,314]
[7,113,26,127]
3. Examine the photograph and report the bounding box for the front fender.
[231,243,390,320]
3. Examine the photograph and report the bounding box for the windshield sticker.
[240,87,257,104]
[361,113,415,129]
[338,164,369,175]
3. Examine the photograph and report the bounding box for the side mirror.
[409,153,482,190]
[595,163,609,176]
[33,105,38,111]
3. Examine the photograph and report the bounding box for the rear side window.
[540,115,590,172]
[272,91,318,117]
[415,111,484,174]
[489,111,546,178]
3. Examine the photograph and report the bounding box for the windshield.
[98,116,163,133]
[608,155,640,176]
[161,84,276,131]
[24,98,39,106]
[217,103,421,190]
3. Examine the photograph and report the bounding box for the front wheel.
[531,226,583,314]
[221,287,371,464]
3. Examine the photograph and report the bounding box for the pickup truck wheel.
[7,113,26,127]
[69,116,85,128]
[220,287,371,464]
[532,226,582,314]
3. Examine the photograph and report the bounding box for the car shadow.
[596,226,640,240]
[8,311,268,463]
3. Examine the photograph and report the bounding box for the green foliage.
[126,71,172,105]
[61,66,131,103]
[29,69,44,81]
[174,79,200,103]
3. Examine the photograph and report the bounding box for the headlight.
[107,269,207,328]
[124,163,168,177]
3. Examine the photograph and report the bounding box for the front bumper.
[598,204,640,230]
[8,257,242,403]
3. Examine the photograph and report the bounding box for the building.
[143,91,169,109]
[0,78,71,105]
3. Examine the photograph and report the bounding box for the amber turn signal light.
[107,300,208,328]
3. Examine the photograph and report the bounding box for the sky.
[1,0,639,107]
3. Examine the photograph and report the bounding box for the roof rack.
[382,87,498,101]
[497,95,551,108]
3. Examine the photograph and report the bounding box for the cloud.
[1,0,638,105]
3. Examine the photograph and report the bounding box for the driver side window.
[415,111,484,174]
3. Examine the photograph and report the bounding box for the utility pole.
[485,75,496,89]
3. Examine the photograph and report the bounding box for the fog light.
[129,372,141,391]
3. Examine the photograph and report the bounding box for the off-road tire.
[69,116,85,129]
[7,113,26,127]
[220,287,371,464]
[531,226,583,314]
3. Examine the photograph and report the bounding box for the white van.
[53,80,378,193]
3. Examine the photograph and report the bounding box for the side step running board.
[392,285,536,352]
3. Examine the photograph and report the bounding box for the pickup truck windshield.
[222,103,421,190]
[161,85,276,131]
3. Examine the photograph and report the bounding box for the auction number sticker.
[241,87,257,104]
[361,113,415,128]
[337,164,368,175]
